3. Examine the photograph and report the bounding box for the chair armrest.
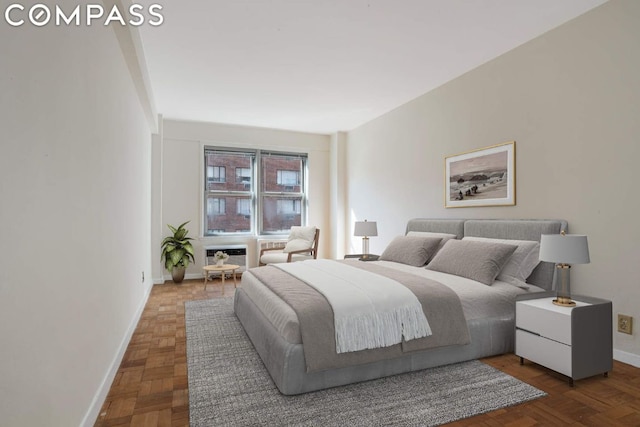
[259,246,286,257]
[285,248,315,262]
[286,248,314,255]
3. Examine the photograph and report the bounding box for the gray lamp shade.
[539,234,590,264]
[354,221,378,237]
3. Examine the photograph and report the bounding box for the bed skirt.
[233,288,515,395]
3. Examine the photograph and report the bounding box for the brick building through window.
[204,148,307,235]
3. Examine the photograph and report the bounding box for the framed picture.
[445,141,516,208]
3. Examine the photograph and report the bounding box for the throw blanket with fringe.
[275,259,431,353]
[250,260,470,372]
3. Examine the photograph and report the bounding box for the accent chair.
[259,226,320,266]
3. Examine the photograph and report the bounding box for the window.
[237,198,251,216]
[207,166,226,183]
[277,199,301,214]
[236,167,251,184]
[261,152,306,234]
[207,198,226,214]
[276,170,300,186]
[204,148,307,235]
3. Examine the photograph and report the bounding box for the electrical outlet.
[618,314,633,335]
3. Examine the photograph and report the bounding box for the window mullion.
[256,151,262,235]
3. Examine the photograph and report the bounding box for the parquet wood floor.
[95,279,640,426]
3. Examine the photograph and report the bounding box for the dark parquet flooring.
[95,279,640,426]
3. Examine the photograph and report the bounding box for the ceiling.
[137,0,607,135]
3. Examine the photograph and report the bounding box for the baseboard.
[154,271,244,285]
[614,349,640,368]
[80,281,154,427]
[153,272,203,285]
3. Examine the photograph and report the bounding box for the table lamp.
[539,231,590,307]
[354,220,377,259]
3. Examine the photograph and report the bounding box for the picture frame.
[445,141,516,208]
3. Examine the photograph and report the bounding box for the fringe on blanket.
[335,303,432,353]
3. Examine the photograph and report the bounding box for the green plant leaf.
[170,248,185,265]
[161,236,176,246]
[175,229,186,240]
[161,221,193,272]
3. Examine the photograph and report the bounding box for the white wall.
[329,132,348,259]
[152,119,331,282]
[346,0,640,362]
[0,15,153,427]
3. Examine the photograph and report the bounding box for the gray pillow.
[380,236,443,267]
[426,239,517,285]
[406,231,457,261]
[462,236,540,288]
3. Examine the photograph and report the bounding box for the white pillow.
[407,231,457,261]
[284,226,317,253]
[462,236,540,285]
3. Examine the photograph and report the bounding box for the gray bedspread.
[249,260,470,372]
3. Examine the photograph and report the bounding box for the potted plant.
[214,251,229,266]
[161,221,195,283]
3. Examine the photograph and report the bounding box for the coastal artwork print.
[445,141,515,208]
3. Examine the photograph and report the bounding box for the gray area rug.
[186,297,546,426]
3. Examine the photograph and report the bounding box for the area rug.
[186,298,545,427]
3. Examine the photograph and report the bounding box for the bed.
[233,218,567,395]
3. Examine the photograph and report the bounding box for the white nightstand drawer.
[516,329,571,377]
[516,298,573,345]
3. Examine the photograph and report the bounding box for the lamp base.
[361,236,370,256]
[553,296,576,307]
[553,264,575,307]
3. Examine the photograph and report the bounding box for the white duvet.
[240,260,546,345]
[275,259,431,353]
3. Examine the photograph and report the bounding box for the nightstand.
[344,254,380,261]
[515,292,612,386]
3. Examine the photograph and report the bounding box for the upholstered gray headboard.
[405,218,568,290]
[404,219,466,239]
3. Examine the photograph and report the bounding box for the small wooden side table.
[203,264,240,295]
